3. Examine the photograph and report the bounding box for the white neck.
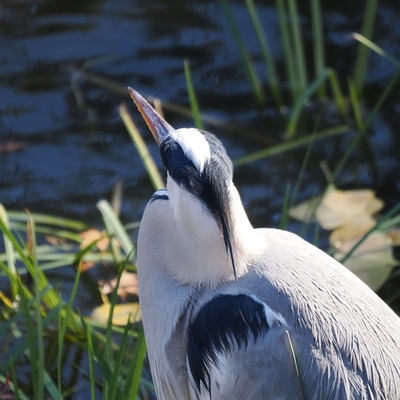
[165,177,256,286]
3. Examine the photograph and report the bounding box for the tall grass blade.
[286,69,345,138]
[85,318,97,400]
[310,0,325,97]
[327,68,347,120]
[348,78,364,133]
[280,183,291,230]
[57,263,82,396]
[0,204,18,299]
[245,0,283,106]
[0,215,61,310]
[123,325,147,400]
[285,330,305,399]
[97,200,135,262]
[340,202,400,264]
[184,59,203,129]
[275,0,297,101]
[43,373,62,400]
[353,33,400,69]
[234,124,348,166]
[365,68,400,131]
[219,0,266,105]
[352,35,400,131]
[332,127,364,182]
[80,314,114,399]
[17,278,41,399]
[353,0,378,96]
[289,126,319,208]
[287,0,308,94]
[108,323,131,399]
[7,211,88,230]
[119,103,165,191]
[28,215,45,400]
[103,264,125,399]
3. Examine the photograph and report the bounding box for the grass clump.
[0,203,151,400]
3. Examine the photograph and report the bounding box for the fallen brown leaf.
[387,229,400,246]
[334,232,398,291]
[290,186,384,230]
[79,228,110,251]
[316,188,384,230]
[45,235,67,246]
[329,215,376,248]
[99,271,138,299]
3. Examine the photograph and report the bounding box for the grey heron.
[128,87,400,400]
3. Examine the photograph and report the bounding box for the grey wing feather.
[186,229,400,400]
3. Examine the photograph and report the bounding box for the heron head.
[128,87,237,279]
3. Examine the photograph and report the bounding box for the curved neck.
[166,178,255,286]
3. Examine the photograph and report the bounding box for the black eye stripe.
[160,131,233,224]
[160,131,233,209]
[160,130,236,273]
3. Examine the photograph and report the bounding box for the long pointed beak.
[128,87,174,146]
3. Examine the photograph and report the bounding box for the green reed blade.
[234,124,349,166]
[0,204,18,300]
[245,0,283,107]
[353,0,378,96]
[219,0,266,105]
[275,0,297,101]
[184,59,204,129]
[310,0,325,97]
[287,0,308,94]
[119,102,165,191]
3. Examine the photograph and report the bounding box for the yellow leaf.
[99,271,138,299]
[334,231,390,255]
[334,231,397,291]
[79,229,110,251]
[329,215,376,248]
[290,186,385,229]
[316,189,383,230]
[336,250,396,291]
[387,229,400,246]
[90,303,141,325]
[289,197,320,223]
[0,291,14,308]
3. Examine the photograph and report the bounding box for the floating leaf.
[90,303,141,325]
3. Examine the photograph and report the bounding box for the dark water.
[1,0,400,397]
[2,0,399,224]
